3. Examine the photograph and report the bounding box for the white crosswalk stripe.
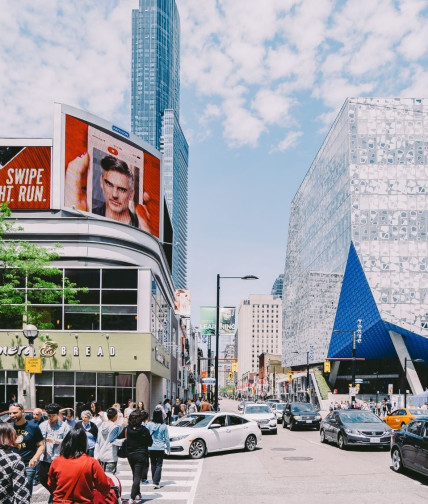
[30,457,204,504]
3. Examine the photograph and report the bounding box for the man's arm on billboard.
[135,191,151,233]
[64,152,90,210]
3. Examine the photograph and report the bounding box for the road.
[30,398,428,503]
[194,397,428,504]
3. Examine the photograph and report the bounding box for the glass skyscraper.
[282,98,428,392]
[161,109,188,288]
[132,0,188,288]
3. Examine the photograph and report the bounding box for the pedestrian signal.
[324,360,331,373]
[288,372,293,383]
[228,372,233,381]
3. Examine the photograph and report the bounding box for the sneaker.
[153,484,161,489]
[142,480,149,484]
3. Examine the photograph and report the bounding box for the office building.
[271,274,284,299]
[132,0,188,288]
[237,294,282,387]
[282,98,428,394]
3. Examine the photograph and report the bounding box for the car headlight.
[315,415,321,420]
[294,415,302,420]
[345,428,361,435]
[170,434,189,442]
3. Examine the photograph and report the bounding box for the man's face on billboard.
[100,170,134,219]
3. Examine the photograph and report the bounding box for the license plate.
[305,420,312,423]
[370,438,380,443]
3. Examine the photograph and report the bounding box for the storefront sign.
[25,357,42,373]
[155,347,169,369]
[0,344,116,358]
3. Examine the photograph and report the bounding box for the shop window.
[54,372,74,386]
[36,371,53,385]
[96,388,116,411]
[36,387,52,410]
[116,374,134,388]
[65,269,100,289]
[31,306,63,329]
[76,386,96,406]
[97,373,115,387]
[27,289,62,304]
[102,269,137,289]
[54,387,74,408]
[0,311,23,330]
[76,373,96,386]
[66,289,100,304]
[102,290,138,305]
[64,306,100,331]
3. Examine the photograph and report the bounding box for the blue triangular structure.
[328,242,396,359]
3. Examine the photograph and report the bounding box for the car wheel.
[189,439,206,459]
[282,419,287,429]
[272,429,277,435]
[245,434,257,451]
[401,422,406,428]
[337,433,346,450]
[320,429,327,443]
[391,448,403,472]
[289,420,296,431]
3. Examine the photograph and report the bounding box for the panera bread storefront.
[0,331,172,413]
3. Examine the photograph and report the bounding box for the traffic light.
[288,372,293,383]
[324,360,331,373]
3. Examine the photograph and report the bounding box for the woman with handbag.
[117,410,152,504]
[47,427,115,503]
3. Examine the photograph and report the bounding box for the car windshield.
[172,414,213,428]
[276,404,286,411]
[291,403,316,413]
[245,405,271,414]
[339,411,382,423]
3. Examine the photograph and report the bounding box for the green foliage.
[313,368,332,400]
[0,204,85,329]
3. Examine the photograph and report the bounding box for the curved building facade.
[282,98,428,394]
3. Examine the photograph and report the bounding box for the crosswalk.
[31,457,204,503]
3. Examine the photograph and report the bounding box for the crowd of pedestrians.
[0,395,211,503]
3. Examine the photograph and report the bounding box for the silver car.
[242,403,277,434]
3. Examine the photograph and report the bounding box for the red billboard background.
[0,146,51,209]
[64,115,160,237]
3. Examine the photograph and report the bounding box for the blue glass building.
[132,0,188,288]
[161,109,188,288]
[282,98,428,394]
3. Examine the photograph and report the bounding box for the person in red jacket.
[48,427,113,504]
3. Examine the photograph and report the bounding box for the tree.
[0,203,84,329]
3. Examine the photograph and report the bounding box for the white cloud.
[251,89,293,126]
[271,131,303,153]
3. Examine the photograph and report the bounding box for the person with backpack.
[94,407,123,474]
[117,410,152,504]
[147,408,170,489]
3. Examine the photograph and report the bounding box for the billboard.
[175,289,191,317]
[59,106,161,237]
[0,141,51,209]
[200,306,236,341]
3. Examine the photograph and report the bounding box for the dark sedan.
[320,409,392,449]
[282,402,321,430]
[391,417,428,476]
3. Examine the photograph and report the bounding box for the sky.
[1,0,428,325]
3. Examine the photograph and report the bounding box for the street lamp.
[404,357,424,408]
[22,324,39,409]
[333,319,363,405]
[214,274,258,412]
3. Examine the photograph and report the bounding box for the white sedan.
[168,412,262,459]
[242,403,278,434]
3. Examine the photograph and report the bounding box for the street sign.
[25,357,42,373]
[202,378,216,384]
[355,379,363,383]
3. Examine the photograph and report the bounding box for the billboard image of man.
[65,152,151,231]
[93,155,138,227]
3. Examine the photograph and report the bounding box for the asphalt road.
[194,398,428,504]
